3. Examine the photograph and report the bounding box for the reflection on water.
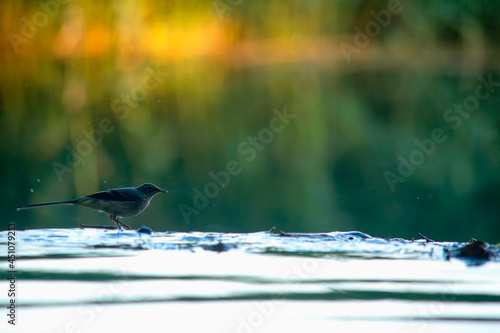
[0,229,499,332]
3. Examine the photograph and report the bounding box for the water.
[1,228,499,332]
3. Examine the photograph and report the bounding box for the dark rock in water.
[456,239,490,259]
[137,226,153,235]
[443,239,494,266]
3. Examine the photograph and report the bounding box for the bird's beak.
[160,188,168,193]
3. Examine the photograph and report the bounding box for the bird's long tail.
[17,200,77,211]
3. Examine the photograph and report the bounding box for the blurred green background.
[1,0,499,241]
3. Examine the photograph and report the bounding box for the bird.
[17,183,167,230]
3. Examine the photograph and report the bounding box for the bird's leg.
[108,215,124,230]
[109,215,131,230]
[117,219,132,230]
[80,224,117,230]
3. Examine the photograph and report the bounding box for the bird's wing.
[85,189,139,202]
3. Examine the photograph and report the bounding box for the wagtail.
[17,183,167,230]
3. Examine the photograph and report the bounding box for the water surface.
[1,228,499,332]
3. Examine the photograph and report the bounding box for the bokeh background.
[1,0,499,241]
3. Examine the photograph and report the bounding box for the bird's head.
[137,183,168,197]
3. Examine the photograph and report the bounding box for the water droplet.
[105,97,108,101]
[37,178,40,182]
[417,197,419,200]
[104,180,107,183]
[158,99,161,103]
[212,203,215,207]
[73,64,75,67]
[25,84,28,87]
[30,189,34,193]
